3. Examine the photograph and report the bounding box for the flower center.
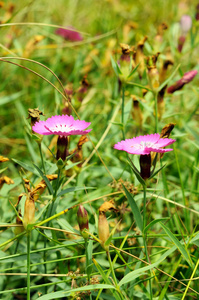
[131,141,154,149]
[45,124,74,133]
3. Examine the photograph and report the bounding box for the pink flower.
[55,27,83,42]
[32,115,92,137]
[114,133,175,155]
[167,70,197,93]
[180,15,192,35]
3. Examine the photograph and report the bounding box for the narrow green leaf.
[104,221,121,248]
[110,55,122,76]
[35,197,53,221]
[93,259,121,300]
[0,91,25,106]
[149,164,166,179]
[119,238,182,287]
[33,164,54,195]
[126,82,153,92]
[12,158,37,174]
[144,218,169,234]
[0,167,7,174]
[122,184,143,232]
[86,239,93,278]
[93,258,112,285]
[65,161,81,170]
[127,160,146,186]
[159,222,193,267]
[127,63,140,79]
[158,63,181,91]
[123,99,132,124]
[158,257,181,300]
[37,284,116,300]
[57,186,95,197]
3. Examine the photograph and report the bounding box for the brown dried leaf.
[15,192,26,207]
[99,200,117,213]
[0,156,9,163]
[160,123,176,139]
[0,176,14,189]
[120,43,134,54]
[31,174,58,200]
[77,136,89,150]
[23,178,31,193]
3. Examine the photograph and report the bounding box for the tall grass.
[0,0,199,299]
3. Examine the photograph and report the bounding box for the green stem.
[107,251,124,300]
[154,91,158,132]
[143,185,147,230]
[121,84,125,139]
[27,232,31,300]
[142,184,152,299]
[107,251,117,286]
[173,144,187,227]
[85,239,90,284]
[38,142,46,174]
[53,168,61,199]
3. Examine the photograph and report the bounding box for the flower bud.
[159,56,173,84]
[167,70,197,93]
[178,35,186,53]
[131,96,143,127]
[98,213,110,250]
[56,136,69,161]
[140,154,151,180]
[196,4,199,21]
[77,205,89,239]
[55,26,83,42]
[134,36,148,79]
[157,86,166,119]
[147,53,160,92]
[118,43,135,83]
[23,196,35,229]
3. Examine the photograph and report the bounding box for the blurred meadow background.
[0,0,199,299]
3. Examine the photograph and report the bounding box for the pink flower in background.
[32,115,92,136]
[114,133,176,155]
[167,70,197,94]
[178,15,192,52]
[180,15,192,35]
[55,26,83,42]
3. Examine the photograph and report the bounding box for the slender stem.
[27,232,31,300]
[121,84,125,139]
[38,142,46,174]
[173,144,187,228]
[107,251,124,300]
[53,168,61,199]
[85,239,90,284]
[142,184,152,299]
[154,91,158,133]
[181,258,199,300]
[107,251,117,286]
[143,185,147,230]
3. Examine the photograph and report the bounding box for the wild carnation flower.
[114,133,175,155]
[32,115,92,137]
[55,27,83,42]
[32,115,91,161]
[114,133,176,180]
